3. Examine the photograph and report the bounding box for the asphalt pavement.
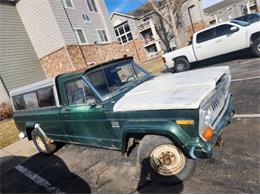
[1,53,260,194]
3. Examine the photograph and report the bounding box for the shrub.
[0,102,13,120]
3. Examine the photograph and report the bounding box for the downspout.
[0,75,10,97]
[60,0,89,67]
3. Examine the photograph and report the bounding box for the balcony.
[138,20,151,32]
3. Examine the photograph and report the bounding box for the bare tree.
[149,0,187,49]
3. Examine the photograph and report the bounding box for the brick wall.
[0,119,19,149]
[40,39,149,77]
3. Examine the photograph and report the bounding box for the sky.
[105,0,223,14]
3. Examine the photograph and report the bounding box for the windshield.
[85,61,151,100]
[230,20,250,27]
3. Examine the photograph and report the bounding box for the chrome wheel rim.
[176,64,185,71]
[150,144,185,176]
[35,135,46,151]
[257,43,260,52]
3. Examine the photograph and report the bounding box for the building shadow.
[0,153,91,194]
[136,158,183,194]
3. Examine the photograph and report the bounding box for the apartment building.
[111,0,207,56]
[204,0,260,25]
[0,0,45,103]
[12,0,148,78]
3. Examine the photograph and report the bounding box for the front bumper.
[184,94,233,159]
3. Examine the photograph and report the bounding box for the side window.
[23,92,39,109]
[37,87,56,107]
[13,95,25,110]
[65,80,95,105]
[196,28,216,44]
[216,24,236,37]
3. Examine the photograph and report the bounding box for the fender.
[121,120,192,156]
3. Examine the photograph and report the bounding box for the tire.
[138,135,196,184]
[173,58,191,73]
[251,37,260,57]
[31,129,57,155]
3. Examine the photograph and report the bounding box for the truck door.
[194,27,216,60]
[214,24,248,56]
[59,79,121,149]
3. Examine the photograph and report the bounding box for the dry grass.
[0,102,13,121]
[0,119,19,149]
[140,56,164,74]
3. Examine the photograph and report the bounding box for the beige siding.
[16,0,65,58]
[0,2,45,92]
[60,0,116,44]
[48,0,77,45]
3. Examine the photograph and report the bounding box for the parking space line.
[231,76,260,82]
[15,165,65,194]
[233,114,260,118]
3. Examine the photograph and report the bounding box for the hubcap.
[257,43,260,52]
[150,144,185,176]
[35,135,46,151]
[176,64,185,71]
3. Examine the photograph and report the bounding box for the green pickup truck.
[10,57,233,184]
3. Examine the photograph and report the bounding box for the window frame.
[196,28,216,44]
[64,79,97,106]
[82,13,91,24]
[216,24,238,38]
[96,29,109,43]
[114,22,134,44]
[85,0,98,13]
[62,0,75,9]
[73,28,88,45]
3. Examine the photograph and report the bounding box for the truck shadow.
[190,49,255,70]
[0,154,91,194]
[137,158,184,194]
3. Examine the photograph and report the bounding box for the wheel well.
[26,127,34,140]
[250,32,260,42]
[172,56,189,63]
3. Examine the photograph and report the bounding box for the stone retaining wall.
[40,39,149,77]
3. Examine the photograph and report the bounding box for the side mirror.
[230,26,239,33]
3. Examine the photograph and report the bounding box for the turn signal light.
[202,127,214,141]
[162,57,166,64]
[176,120,194,125]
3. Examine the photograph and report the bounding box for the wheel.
[173,58,191,73]
[138,135,196,184]
[31,129,57,155]
[251,37,260,57]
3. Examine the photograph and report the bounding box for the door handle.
[64,108,71,112]
[196,46,201,49]
[216,39,222,43]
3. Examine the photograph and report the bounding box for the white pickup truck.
[163,20,260,72]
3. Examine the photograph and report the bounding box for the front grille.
[209,74,231,121]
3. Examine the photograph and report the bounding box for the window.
[82,14,91,23]
[65,80,95,105]
[97,30,108,42]
[13,95,25,110]
[37,87,56,107]
[114,22,133,44]
[74,29,87,44]
[62,0,74,8]
[86,0,98,12]
[196,28,216,43]
[85,62,150,100]
[23,92,39,109]
[216,24,237,37]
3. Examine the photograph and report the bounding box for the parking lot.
[1,53,260,194]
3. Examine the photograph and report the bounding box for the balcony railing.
[138,20,151,31]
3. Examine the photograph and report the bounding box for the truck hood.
[113,66,230,112]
